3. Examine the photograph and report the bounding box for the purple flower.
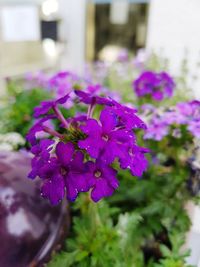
[152,90,164,101]
[134,71,156,97]
[27,83,149,204]
[26,115,56,145]
[48,71,80,109]
[141,104,156,117]
[188,121,200,138]
[144,117,169,141]
[78,108,134,163]
[31,139,54,159]
[117,48,129,62]
[164,110,187,125]
[55,142,92,202]
[38,142,93,204]
[41,173,65,205]
[159,72,174,97]
[86,84,102,94]
[109,100,146,130]
[35,119,55,139]
[120,145,149,177]
[86,84,122,103]
[28,155,49,179]
[133,71,175,101]
[38,158,61,182]
[67,151,94,196]
[177,101,200,120]
[25,71,49,89]
[141,100,200,141]
[85,160,119,202]
[177,102,193,117]
[49,71,70,87]
[26,122,44,146]
[49,71,78,93]
[34,94,69,118]
[66,114,87,129]
[75,90,113,106]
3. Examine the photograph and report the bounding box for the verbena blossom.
[133,71,175,101]
[84,61,110,84]
[144,117,169,141]
[117,48,129,62]
[142,100,200,141]
[49,71,121,107]
[48,71,80,94]
[25,71,49,89]
[48,71,81,109]
[132,49,150,70]
[27,88,149,205]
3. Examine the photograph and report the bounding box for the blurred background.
[1,0,200,96]
[1,1,200,267]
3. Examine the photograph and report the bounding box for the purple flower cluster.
[27,89,149,205]
[26,70,122,107]
[142,100,200,141]
[25,71,49,89]
[133,71,175,101]
[49,71,80,94]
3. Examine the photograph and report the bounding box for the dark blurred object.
[92,3,148,59]
[41,20,58,41]
[143,228,171,263]
[187,147,200,196]
[187,165,200,196]
[0,151,69,267]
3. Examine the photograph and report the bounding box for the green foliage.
[49,198,120,267]
[0,81,50,138]
[48,192,192,267]
[152,234,193,267]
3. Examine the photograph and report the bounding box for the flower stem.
[53,105,69,128]
[87,103,95,119]
[42,126,63,139]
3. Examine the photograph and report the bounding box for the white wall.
[147,0,200,98]
[58,0,86,74]
[147,1,200,264]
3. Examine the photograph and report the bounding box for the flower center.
[61,167,68,175]
[102,134,109,141]
[94,171,102,178]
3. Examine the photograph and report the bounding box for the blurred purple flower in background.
[188,121,200,138]
[25,71,49,89]
[133,71,175,101]
[142,100,200,141]
[144,117,169,141]
[117,48,129,62]
[132,49,150,70]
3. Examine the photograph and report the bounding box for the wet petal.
[41,174,65,205]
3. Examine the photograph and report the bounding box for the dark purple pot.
[0,151,69,267]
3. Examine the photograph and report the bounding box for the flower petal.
[41,174,65,205]
[91,178,115,202]
[56,142,74,166]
